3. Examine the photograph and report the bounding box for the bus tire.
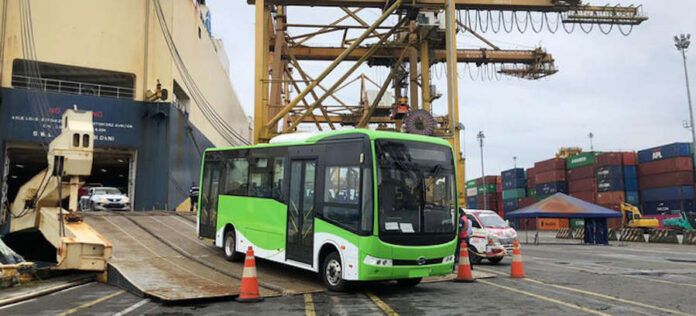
[396,278,422,287]
[488,257,503,264]
[322,252,348,292]
[223,231,243,262]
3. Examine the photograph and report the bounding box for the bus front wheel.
[223,231,243,262]
[322,252,348,292]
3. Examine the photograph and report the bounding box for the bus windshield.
[376,140,456,236]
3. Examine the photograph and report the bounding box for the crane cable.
[153,0,250,146]
[456,5,639,36]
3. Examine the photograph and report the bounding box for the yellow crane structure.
[247,0,647,206]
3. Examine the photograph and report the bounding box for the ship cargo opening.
[2,144,136,210]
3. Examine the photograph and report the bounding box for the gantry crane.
[247,0,646,206]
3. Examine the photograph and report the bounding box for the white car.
[463,209,518,264]
[79,187,130,211]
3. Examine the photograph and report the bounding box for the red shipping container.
[527,175,536,188]
[596,191,626,205]
[639,171,694,189]
[623,152,637,165]
[569,178,596,193]
[567,165,595,181]
[497,183,502,193]
[607,217,623,229]
[535,170,567,183]
[595,152,623,167]
[517,218,537,230]
[600,203,622,212]
[477,176,499,186]
[519,197,537,208]
[570,191,597,203]
[496,176,502,184]
[534,158,566,173]
[637,157,693,176]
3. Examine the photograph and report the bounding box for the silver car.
[79,187,130,211]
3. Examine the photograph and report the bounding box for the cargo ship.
[0,0,250,229]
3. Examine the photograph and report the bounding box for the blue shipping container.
[536,182,568,195]
[641,185,695,202]
[596,165,624,180]
[501,168,525,181]
[642,199,695,215]
[624,178,638,191]
[503,199,519,212]
[468,202,478,209]
[597,178,624,192]
[623,165,637,179]
[502,177,526,190]
[637,142,692,163]
[626,191,640,205]
[466,196,478,205]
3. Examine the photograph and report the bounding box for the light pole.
[477,131,487,210]
[588,132,594,152]
[513,156,517,168]
[675,33,696,169]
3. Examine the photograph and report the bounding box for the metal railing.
[11,74,135,99]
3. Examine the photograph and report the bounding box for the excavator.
[620,202,659,231]
[663,211,696,231]
[1,108,111,271]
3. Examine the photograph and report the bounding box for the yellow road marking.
[304,294,316,316]
[56,290,126,316]
[477,280,610,316]
[476,267,691,316]
[365,291,398,316]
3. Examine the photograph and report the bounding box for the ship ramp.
[84,212,324,301]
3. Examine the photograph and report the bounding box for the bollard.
[677,233,684,245]
[643,233,650,243]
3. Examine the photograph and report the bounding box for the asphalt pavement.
[2,237,695,315]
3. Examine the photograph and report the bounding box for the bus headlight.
[364,255,392,267]
[442,255,455,263]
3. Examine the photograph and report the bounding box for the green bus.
[197,130,458,290]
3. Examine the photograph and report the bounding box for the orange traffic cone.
[454,239,475,283]
[510,239,525,278]
[236,246,264,302]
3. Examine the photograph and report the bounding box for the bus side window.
[225,158,249,196]
[272,157,285,201]
[249,157,272,198]
[322,166,361,232]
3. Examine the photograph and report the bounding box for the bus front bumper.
[360,262,454,280]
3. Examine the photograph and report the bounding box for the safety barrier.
[572,228,584,240]
[555,228,573,239]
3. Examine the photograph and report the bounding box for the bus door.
[286,159,316,264]
[199,161,223,239]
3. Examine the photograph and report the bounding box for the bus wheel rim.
[326,259,342,286]
[225,235,233,257]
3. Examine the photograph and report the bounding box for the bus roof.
[205,129,452,152]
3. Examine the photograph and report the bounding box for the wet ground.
[2,235,695,315]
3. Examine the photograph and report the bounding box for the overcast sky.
[208,0,696,180]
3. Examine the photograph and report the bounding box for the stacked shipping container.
[534,158,568,200]
[465,176,502,214]
[593,152,638,228]
[637,143,695,215]
[501,168,527,215]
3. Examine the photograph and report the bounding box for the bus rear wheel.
[322,252,348,292]
[223,231,243,262]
